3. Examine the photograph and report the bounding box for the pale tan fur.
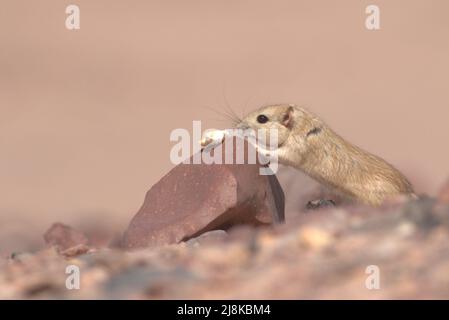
[237,104,414,206]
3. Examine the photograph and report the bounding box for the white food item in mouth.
[200,129,227,149]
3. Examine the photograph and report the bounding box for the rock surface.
[122,137,285,248]
[2,197,449,299]
[43,223,89,255]
[438,179,449,204]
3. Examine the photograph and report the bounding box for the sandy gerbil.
[231,104,415,206]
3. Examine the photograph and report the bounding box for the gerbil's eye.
[257,114,269,124]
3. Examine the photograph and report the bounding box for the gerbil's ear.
[281,106,294,128]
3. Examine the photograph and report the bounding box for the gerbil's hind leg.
[306,199,336,211]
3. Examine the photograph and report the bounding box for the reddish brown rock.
[185,230,228,247]
[122,137,285,249]
[43,223,89,252]
[59,244,90,257]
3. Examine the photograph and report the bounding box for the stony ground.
[1,187,449,299]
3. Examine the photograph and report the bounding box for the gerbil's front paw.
[254,144,278,161]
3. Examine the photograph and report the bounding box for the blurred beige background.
[1,0,448,253]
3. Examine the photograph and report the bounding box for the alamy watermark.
[65,265,80,290]
[365,5,380,30]
[65,5,80,30]
[365,265,380,290]
[169,121,279,175]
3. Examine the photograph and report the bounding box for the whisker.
[241,98,251,120]
[222,109,241,127]
[201,106,239,128]
[221,89,242,126]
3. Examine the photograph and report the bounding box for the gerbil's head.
[236,104,296,148]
